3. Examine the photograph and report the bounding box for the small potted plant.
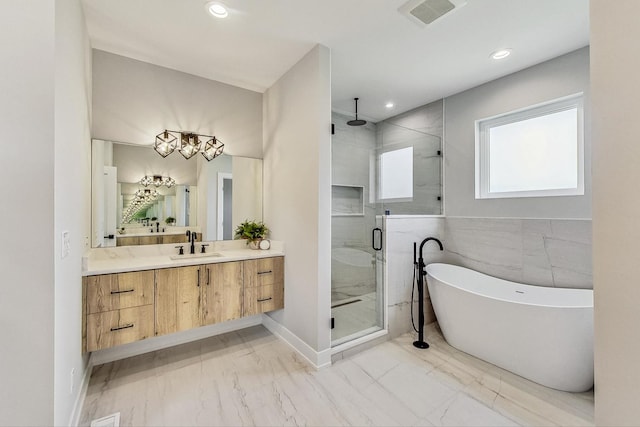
[234,220,269,249]
[165,216,175,226]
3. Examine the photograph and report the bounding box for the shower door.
[331,113,385,346]
[331,113,442,347]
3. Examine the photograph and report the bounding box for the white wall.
[196,154,232,240]
[92,50,263,158]
[0,2,55,425]
[263,45,332,357]
[591,1,640,424]
[54,0,93,424]
[232,157,263,231]
[444,47,591,219]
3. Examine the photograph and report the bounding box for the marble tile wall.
[385,216,446,338]
[444,217,592,289]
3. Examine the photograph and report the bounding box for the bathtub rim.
[426,263,593,309]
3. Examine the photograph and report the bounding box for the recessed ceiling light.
[206,2,228,18]
[491,49,512,60]
[385,102,395,109]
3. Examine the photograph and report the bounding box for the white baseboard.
[90,315,263,366]
[261,314,332,369]
[69,357,93,427]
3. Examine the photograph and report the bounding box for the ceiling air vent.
[398,0,467,28]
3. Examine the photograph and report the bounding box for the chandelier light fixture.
[154,130,224,161]
[122,188,160,223]
[139,175,175,188]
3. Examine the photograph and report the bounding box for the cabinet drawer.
[243,257,284,288]
[243,283,284,316]
[86,270,154,314]
[86,305,153,351]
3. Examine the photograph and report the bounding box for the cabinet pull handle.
[197,268,200,287]
[257,297,273,302]
[110,323,134,331]
[110,289,134,294]
[206,267,210,285]
[257,270,273,275]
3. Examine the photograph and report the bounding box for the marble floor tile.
[80,324,593,427]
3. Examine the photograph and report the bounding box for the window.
[379,146,413,200]
[475,93,584,199]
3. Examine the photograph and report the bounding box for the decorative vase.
[248,239,261,250]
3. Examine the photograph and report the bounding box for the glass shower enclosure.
[331,111,442,347]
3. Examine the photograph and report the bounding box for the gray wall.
[92,50,263,158]
[444,47,591,219]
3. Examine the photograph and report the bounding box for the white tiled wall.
[385,216,445,338]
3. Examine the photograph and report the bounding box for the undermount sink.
[169,252,223,260]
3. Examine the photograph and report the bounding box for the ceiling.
[81,0,589,122]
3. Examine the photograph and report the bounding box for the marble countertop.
[83,240,284,276]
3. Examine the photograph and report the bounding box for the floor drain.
[90,413,120,427]
[331,299,362,309]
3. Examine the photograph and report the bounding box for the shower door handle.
[372,228,382,251]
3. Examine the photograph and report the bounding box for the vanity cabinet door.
[243,257,284,316]
[201,261,243,326]
[155,265,202,336]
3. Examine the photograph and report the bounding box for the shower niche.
[331,185,364,216]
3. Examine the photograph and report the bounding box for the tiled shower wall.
[385,216,592,338]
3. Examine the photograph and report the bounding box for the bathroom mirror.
[91,139,263,248]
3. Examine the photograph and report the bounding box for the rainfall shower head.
[347,98,367,126]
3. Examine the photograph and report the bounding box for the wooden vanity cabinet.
[83,270,155,352]
[243,257,284,316]
[116,236,139,246]
[161,234,187,244]
[83,255,284,352]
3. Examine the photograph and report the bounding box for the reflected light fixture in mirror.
[140,175,175,188]
[154,130,225,161]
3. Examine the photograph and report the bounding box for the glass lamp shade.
[154,131,177,158]
[140,175,153,186]
[202,137,225,161]
[178,133,202,159]
[164,177,176,188]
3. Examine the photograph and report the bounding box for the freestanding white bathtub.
[426,263,593,392]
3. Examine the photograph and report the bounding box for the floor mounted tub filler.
[426,263,593,393]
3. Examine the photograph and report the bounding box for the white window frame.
[475,93,585,199]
